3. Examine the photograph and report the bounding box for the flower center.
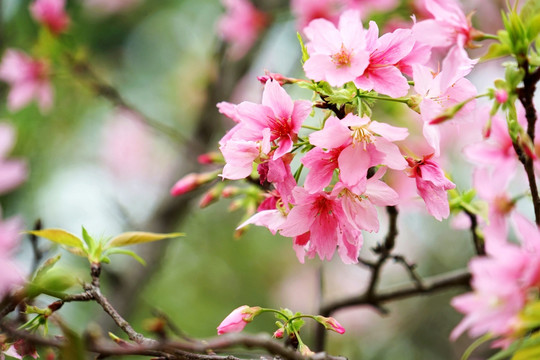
[331,45,352,67]
[350,125,374,147]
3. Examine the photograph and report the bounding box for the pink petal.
[262,80,293,120]
[309,116,351,149]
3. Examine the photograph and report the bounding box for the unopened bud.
[198,152,224,165]
[171,171,219,197]
[429,101,467,125]
[273,328,284,339]
[406,94,422,114]
[257,71,292,86]
[315,316,346,334]
[495,89,508,104]
[222,186,240,198]
[199,183,225,208]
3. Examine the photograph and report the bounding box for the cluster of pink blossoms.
[451,214,540,347]
[183,0,482,264]
[0,0,70,114]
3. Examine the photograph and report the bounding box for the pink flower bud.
[170,173,199,196]
[273,328,284,339]
[30,0,70,35]
[315,316,346,334]
[495,89,508,104]
[217,306,261,335]
[198,152,223,164]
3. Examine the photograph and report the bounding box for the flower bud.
[273,328,284,339]
[198,152,223,165]
[314,316,346,334]
[495,89,508,104]
[217,306,262,335]
[170,171,219,197]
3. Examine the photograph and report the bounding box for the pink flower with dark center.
[278,187,362,264]
[412,0,475,49]
[30,0,70,35]
[0,49,53,113]
[353,22,415,97]
[406,154,455,220]
[219,80,311,179]
[218,0,268,60]
[0,123,27,195]
[303,10,370,87]
[308,114,408,190]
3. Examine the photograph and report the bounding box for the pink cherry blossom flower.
[217,305,260,335]
[303,10,370,87]
[0,123,27,195]
[344,0,399,14]
[451,214,540,344]
[412,0,475,49]
[217,0,268,60]
[0,49,53,113]
[412,46,477,155]
[464,111,517,185]
[278,187,363,264]
[291,0,344,30]
[30,0,70,35]
[315,315,346,334]
[336,168,399,233]
[472,168,515,237]
[307,114,408,190]
[406,154,455,221]
[0,212,24,300]
[353,22,415,97]
[219,80,312,179]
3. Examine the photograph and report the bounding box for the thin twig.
[463,210,485,256]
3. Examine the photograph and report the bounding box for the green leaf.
[106,231,184,248]
[27,229,84,249]
[33,254,62,281]
[58,321,86,360]
[33,268,77,293]
[104,248,146,265]
[481,42,511,62]
[297,32,309,64]
[81,226,95,250]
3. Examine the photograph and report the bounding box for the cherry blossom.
[0,123,27,195]
[217,0,267,60]
[303,10,370,87]
[307,114,407,190]
[412,0,475,50]
[406,154,455,221]
[291,0,344,30]
[353,21,415,97]
[0,49,53,113]
[219,80,312,179]
[0,212,24,300]
[278,187,363,264]
[30,0,70,34]
[451,214,540,344]
[217,305,260,335]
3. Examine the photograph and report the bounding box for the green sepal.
[32,254,62,282]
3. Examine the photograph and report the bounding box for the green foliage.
[297,32,309,64]
[29,227,183,266]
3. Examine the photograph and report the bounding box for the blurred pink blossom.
[30,0,70,34]
[217,0,268,60]
[0,212,24,299]
[0,123,27,195]
[291,0,344,30]
[0,49,53,113]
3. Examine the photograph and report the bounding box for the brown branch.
[463,210,485,256]
[0,321,346,360]
[516,60,540,225]
[319,268,470,316]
